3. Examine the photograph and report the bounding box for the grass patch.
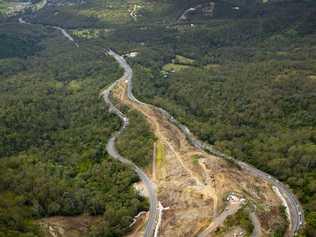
[156,142,165,168]
[72,29,104,40]
[80,8,131,25]
[205,64,221,71]
[308,75,316,80]
[67,80,82,93]
[214,207,253,237]
[174,55,195,65]
[47,80,64,90]
[162,63,192,72]
[192,154,200,165]
[78,0,148,25]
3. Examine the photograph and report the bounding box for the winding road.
[52,26,79,47]
[101,49,159,237]
[177,4,202,22]
[156,100,304,236]
[18,7,157,234]
[18,6,154,235]
[19,17,79,47]
[105,49,304,236]
[18,0,78,48]
[16,3,304,234]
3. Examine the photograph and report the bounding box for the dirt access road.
[112,76,284,236]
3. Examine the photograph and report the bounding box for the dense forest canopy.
[0,22,150,236]
[0,0,315,236]
[117,0,315,235]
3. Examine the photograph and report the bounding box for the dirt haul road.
[109,52,290,237]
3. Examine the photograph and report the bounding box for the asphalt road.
[18,14,156,235]
[18,15,78,47]
[155,96,304,236]
[101,50,159,237]
[16,2,303,236]
[165,108,304,236]
[238,161,304,236]
[52,26,79,47]
[178,7,197,21]
[106,49,304,236]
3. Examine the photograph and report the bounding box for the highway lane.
[18,13,156,234]
[19,17,78,47]
[101,51,159,237]
[19,17,79,47]
[106,49,304,236]
[52,26,79,47]
[156,100,304,236]
[165,107,304,236]
[177,4,203,22]
[106,49,145,105]
[16,3,304,233]
[19,8,158,233]
[238,162,304,236]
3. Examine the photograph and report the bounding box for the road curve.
[106,49,304,236]
[15,2,304,234]
[101,49,159,237]
[177,4,203,22]
[16,2,304,233]
[154,99,304,237]
[19,17,79,47]
[17,12,155,234]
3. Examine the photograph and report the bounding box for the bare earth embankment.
[112,79,286,237]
